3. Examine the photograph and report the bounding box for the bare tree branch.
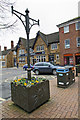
[0,0,17,31]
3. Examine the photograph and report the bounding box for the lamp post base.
[27,68,31,80]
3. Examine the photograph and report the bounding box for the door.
[43,63,52,73]
[76,56,80,64]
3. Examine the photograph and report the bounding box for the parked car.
[33,62,59,75]
[23,64,33,70]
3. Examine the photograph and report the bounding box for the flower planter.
[11,79,50,113]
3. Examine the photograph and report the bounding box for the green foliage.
[11,77,47,87]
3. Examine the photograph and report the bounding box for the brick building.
[16,31,60,66]
[57,17,80,66]
[0,41,17,68]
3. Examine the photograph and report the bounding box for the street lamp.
[11,6,39,80]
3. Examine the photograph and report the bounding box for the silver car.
[33,62,59,75]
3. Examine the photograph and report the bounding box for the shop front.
[64,54,73,65]
[75,53,80,65]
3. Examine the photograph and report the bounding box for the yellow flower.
[18,79,21,81]
[24,83,27,86]
[31,83,34,85]
[36,80,39,83]
[32,80,34,82]
[14,80,17,82]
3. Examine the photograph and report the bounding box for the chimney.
[4,46,7,51]
[11,41,14,49]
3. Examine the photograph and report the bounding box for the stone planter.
[11,80,50,113]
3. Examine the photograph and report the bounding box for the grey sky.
[0,0,79,50]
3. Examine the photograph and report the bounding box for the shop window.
[41,56,46,62]
[19,57,25,63]
[76,22,80,30]
[69,57,73,65]
[51,43,57,50]
[37,56,40,62]
[64,25,69,33]
[77,37,80,47]
[65,39,70,48]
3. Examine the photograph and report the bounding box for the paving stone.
[1,76,78,119]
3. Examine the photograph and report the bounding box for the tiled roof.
[2,49,11,55]
[18,31,59,50]
[46,32,59,44]
[19,37,35,50]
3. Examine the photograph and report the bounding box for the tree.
[0,0,17,30]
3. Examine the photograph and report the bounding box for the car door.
[43,63,52,73]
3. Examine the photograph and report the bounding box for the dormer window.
[64,25,69,33]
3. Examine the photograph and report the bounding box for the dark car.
[23,64,33,70]
[33,62,59,75]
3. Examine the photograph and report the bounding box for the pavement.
[0,74,80,119]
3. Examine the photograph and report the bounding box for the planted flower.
[11,77,46,87]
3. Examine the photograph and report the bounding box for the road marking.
[51,76,55,78]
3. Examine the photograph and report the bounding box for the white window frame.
[65,39,70,49]
[76,37,80,47]
[75,22,80,30]
[64,25,69,33]
[51,43,57,50]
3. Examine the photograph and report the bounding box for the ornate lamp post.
[11,6,39,80]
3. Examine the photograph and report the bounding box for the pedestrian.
[17,62,19,68]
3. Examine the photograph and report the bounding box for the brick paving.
[1,75,79,119]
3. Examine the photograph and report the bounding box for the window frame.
[75,22,80,30]
[76,37,80,47]
[41,45,44,51]
[65,39,70,49]
[64,25,69,33]
[36,46,40,51]
[51,43,57,50]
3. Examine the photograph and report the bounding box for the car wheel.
[35,70,39,75]
[52,69,57,75]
